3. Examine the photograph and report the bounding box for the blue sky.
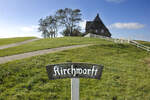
[0,0,150,41]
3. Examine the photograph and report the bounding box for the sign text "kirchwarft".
[46,63,103,80]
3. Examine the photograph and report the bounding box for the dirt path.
[0,38,40,50]
[0,44,92,64]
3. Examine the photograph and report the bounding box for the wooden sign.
[46,63,103,80]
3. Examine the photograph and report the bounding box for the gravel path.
[0,38,40,50]
[0,44,92,64]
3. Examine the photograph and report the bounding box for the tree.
[46,16,59,38]
[38,18,48,38]
[61,28,70,36]
[72,27,82,36]
[38,15,58,38]
[56,8,82,36]
[61,27,82,36]
[38,8,82,38]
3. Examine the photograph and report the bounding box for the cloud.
[109,22,145,29]
[106,0,125,3]
[19,25,41,37]
[79,20,86,31]
[20,25,39,32]
[0,25,41,38]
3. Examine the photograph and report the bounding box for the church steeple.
[94,13,101,22]
[85,13,111,37]
[96,13,99,17]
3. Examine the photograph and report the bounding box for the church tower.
[85,14,111,37]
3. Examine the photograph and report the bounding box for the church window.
[95,29,98,33]
[101,29,104,33]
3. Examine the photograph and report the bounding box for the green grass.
[0,37,112,57]
[136,40,150,47]
[0,41,150,100]
[0,37,37,46]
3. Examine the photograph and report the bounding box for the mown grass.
[0,37,36,46]
[136,40,150,47]
[0,37,112,57]
[0,41,150,100]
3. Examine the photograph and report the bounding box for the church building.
[85,14,111,37]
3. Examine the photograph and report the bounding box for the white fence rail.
[84,33,150,52]
[84,33,129,43]
[130,40,150,52]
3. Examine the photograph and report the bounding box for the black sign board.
[46,63,103,80]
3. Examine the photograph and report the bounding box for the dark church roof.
[85,13,111,37]
[86,14,105,30]
[94,14,101,22]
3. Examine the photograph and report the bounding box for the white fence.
[84,33,129,43]
[84,33,150,52]
[130,40,150,52]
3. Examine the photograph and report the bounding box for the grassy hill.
[0,37,111,57]
[0,37,36,46]
[136,40,150,47]
[0,37,150,100]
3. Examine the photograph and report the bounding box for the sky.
[0,0,150,41]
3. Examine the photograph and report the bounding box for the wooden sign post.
[71,78,79,100]
[46,63,103,100]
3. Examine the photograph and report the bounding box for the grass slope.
[0,41,150,100]
[0,37,112,57]
[137,40,150,47]
[0,37,36,46]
